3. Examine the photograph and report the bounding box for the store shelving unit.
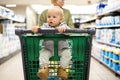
[92,5,120,76]
[80,16,96,29]
[97,4,120,17]
[80,16,96,24]
[0,6,25,64]
[92,39,120,76]
[80,3,120,76]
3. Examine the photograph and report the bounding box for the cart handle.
[15,28,96,36]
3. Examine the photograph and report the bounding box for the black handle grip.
[15,28,96,36]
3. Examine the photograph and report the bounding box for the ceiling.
[0,0,102,6]
[0,0,107,15]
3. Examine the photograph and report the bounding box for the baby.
[32,6,71,80]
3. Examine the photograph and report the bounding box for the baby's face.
[47,10,62,27]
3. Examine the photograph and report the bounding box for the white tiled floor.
[0,52,120,80]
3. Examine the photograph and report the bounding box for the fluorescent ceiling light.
[6,4,16,7]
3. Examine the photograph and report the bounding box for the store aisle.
[89,58,120,80]
[0,52,24,80]
[0,52,120,80]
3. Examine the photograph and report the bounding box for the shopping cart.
[15,29,95,80]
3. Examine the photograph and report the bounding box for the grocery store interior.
[0,0,120,80]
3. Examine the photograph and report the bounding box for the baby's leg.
[57,49,71,79]
[39,48,53,68]
[37,48,53,79]
[59,49,71,68]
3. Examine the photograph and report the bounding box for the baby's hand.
[32,26,39,33]
[57,26,66,33]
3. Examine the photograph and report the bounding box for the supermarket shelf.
[80,16,96,24]
[0,49,21,64]
[0,16,25,23]
[96,25,120,29]
[96,40,120,48]
[0,16,8,19]
[83,25,96,29]
[93,2,120,78]
[91,54,120,77]
[97,5,120,17]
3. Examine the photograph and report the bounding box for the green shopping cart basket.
[15,29,95,80]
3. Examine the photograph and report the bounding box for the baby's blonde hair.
[48,6,64,18]
[51,0,56,4]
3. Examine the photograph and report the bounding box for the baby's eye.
[53,16,56,18]
[48,16,50,18]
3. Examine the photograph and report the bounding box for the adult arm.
[39,9,48,26]
[62,8,74,29]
